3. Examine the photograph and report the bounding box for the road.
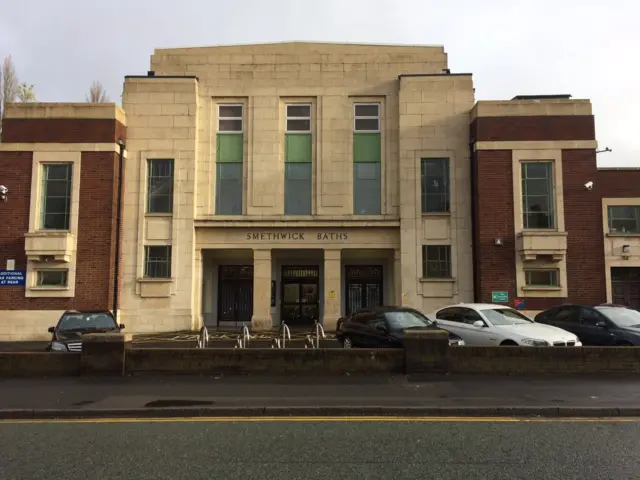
[0,417,638,479]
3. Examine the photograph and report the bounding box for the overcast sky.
[1,0,637,166]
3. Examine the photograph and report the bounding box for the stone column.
[251,249,272,330]
[323,249,341,330]
[394,249,404,306]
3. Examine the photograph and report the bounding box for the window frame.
[422,245,452,279]
[40,162,73,231]
[217,104,244,133]
[420,158,450,213]
[144,245,172,279]
[285,103,312,133]
[521,161,556,230]
[608,205,640,234]
[524,268,560,287]
[36,269,69,288]
[353,103,381,133]
[146,159,175,214]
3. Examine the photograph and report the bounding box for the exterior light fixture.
[622,245,631,254]
[495,238,503,246]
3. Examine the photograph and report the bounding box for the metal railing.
[272,322,291,348]
[305,319,325,349]
[197,326,209,349]
[235,324,251,349]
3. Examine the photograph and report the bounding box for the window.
[436,307,462,322]
[36,270,68,288]
[147,159,174,214]
[216,104,244,215]
[353,103,381,215]
[421,158,450,213]
[144,246,172,278]
[422,245,451,278]
[608,206,640,233]
[286,104,311,132]
[553,307,579,324]
[521,162,555,229]
[218,105,243,132]
[40,163,72,230]
[458,308,484,325]
[580,307,607,326]
[284,104,313,215]
[524,269,559,287]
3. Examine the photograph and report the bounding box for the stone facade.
[1,42,639,340]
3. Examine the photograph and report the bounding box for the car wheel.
[500,340,518,346]
[342,336,354,349]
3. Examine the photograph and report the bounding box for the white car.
[429,303,582,347]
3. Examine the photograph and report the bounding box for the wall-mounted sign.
[245,232,349,241]
[0,270,25,286]
[514,299,526,310]
[491,291,509,303]
[328,290,336,299]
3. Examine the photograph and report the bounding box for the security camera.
[0,185,7,195]
[584,181,593,191]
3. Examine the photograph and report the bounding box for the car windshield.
[58,313,117,332]
[384,310,432,330]
[482,308,533,326]
[596,307,640,328]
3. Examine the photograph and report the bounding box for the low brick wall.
[0,353,81,377]
[125,348,405,375]
[445,346,640,375]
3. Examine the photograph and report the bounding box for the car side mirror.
[596,321,607,328]
[48,326,55,333]
[376,324,388,333]
[119,324,125,330]
[473,320,485,328]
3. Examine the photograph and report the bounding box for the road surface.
[0,417,638,479]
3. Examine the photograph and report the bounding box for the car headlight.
[50,341,68,352]
[521,338,549,347]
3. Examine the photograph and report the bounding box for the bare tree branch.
[87,80,109,102]
[16,83,36,102]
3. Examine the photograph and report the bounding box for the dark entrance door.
[281,266,319,326]
[345,266,383,315]
[611,267,640,310]
[217,265,253,326]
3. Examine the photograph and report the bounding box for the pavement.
[0,416,638,479]
[2,374,640,419]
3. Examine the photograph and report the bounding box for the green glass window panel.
[216,133,244,163]
[353,133,381,163]
[285,134,312,163]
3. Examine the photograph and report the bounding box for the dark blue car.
[534,304,640,346]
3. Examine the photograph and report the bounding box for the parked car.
[47,310,124,352]
[335,306,465,348]
[429,303,581,347]
[535,303,640,346]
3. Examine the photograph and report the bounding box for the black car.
[534,303,640,346]
[335,306,465,348]
[47,310,124,352]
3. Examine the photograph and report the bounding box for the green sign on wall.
[491,291,509,303]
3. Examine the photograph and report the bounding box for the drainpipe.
[468,141,479,303]
[113,139,125,323]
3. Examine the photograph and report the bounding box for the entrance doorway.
[281,266,319,326]
[345,265,383,315]
[217,265,253,326]
[611,267,640,309]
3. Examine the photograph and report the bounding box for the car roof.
[353,306,418,314]
[436,303,514,311]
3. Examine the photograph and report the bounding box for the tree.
[0,55,20,126]
[86,80,109,102]
[16,82,36,102]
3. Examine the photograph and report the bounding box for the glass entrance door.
[345,266,383,316]
[281,266,320,326]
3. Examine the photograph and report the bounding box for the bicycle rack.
[234,325,251,349]
[272,322,291,348]
[197,326,209,349]
[305,319,325,349]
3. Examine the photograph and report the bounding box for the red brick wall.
[472,150,517,301]
[471,116,595,142]
[472,147,607,308]
[0,150,122,311]
[1,119,126,143]
[598,169,640,197]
